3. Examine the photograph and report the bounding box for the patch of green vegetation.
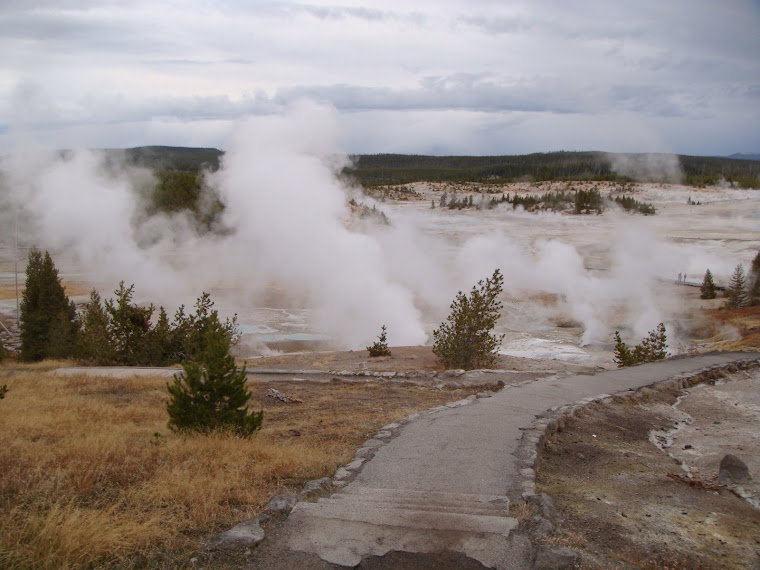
[613,324,668,367]
[145,170,225,231]
[610,195,656,215]
[483,188,604,214]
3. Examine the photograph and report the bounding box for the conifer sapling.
[166,324,262,436]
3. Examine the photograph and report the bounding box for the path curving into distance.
[253,352,759,569]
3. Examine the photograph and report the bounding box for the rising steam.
[0,101,732,353]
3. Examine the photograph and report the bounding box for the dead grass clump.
[0,281,88,301]
[0,365,474,568]
[698,305,760,350]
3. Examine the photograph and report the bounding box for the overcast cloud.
[1,0,759,155]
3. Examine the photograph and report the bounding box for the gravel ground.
[536,366,760,569]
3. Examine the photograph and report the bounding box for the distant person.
[678,272,682,283]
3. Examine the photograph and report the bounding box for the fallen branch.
[266,388,303,404]
[667,473,724,490]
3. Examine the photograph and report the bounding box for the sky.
[1,0,759,156]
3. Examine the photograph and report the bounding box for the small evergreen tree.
[19,248,78,361]
[725,264,748,309]
[145,307,172,366]
[749,251,760,306]
[613,324,668,368]
[613,331,634,367]
[0,384,7,399]
[166,324,262,436]
[700,269,717,299]
[632,323,668,363]
[77,290,115,364]
[367,325,391,357]
[105,282,154,365]
[433,269,505,370]
[179,292,240,362]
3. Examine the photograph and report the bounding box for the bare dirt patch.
[243,345,598,375]
[536,367,760,569]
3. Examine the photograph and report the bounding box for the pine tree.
[632,323,668,363]
[180,292,239,363]
[19,248,78,361]
[104,282,154,365]
[613,324,668,368]
[433,269,505,370]
[749,251,760,306]
[700,269,717,299]
[725,264,748,309]
[143,306,172,366]
[166,324,263,436]
[77,290,115,364]
[367,325,391,357]
[613,331,634,367]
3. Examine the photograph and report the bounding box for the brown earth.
[243,345,600,375]
[536,366,760,569]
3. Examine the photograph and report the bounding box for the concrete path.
[268,352,758,569]
[52,366,180,378]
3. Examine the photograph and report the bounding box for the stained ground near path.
[536,366,760,569]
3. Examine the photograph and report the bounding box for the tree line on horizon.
[101,146,760,190]
[345,152,760,188]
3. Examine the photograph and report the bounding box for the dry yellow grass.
[697,305,760,351]
[0,363,477,569]
[0,281,89,300]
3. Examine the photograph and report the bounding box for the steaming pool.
[1,181,758,366]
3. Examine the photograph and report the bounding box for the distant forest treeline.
[110,145,223,172]
[107,146,760,189]
[345,152,760,188]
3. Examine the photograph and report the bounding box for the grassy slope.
[0,365,476,569]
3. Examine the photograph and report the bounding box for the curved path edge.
[224,352,760,569]
[515,353,760,568]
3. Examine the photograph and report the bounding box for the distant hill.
[103,145,223,172]
[728,153,760,161]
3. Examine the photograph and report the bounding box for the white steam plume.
[608,152,683,183]
[0,101,723,353]
[208,102,426,346]
[0,102,426,348]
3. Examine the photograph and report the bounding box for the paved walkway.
[254,352,759,569]
[52,366,180,378]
